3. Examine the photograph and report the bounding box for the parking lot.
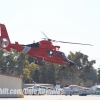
[0,95,100,100]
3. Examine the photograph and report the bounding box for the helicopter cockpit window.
[47,50,54,55]
[56,52,62,57]
[56,52,70,62]
[62,53,70,62]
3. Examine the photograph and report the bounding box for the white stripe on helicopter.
[22,46,31,54]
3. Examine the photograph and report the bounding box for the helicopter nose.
[69,61,74,66]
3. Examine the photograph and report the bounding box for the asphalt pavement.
[0,95,100,100]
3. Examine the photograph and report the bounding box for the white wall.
[0,74,22,97]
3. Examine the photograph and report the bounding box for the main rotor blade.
[40,32,49,40]
[41,38,52,41]
[41,38,47,40]
[53,40,93,46]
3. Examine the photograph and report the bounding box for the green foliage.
[97,68,100,83]
[0,49,98,85]
[23,67,32,83]
[68,51,96,85]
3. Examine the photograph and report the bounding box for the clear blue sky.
[0,0,100,69]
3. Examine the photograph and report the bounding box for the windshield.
[56,52,70,62]
[34,86,39,89]
[62,53,70,62]
[96,88,100,91]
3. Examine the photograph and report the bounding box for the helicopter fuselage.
[0,23,74,66]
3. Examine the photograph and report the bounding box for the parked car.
[95,88,100,95]
[63,85,88,95]
[82,85,100,95]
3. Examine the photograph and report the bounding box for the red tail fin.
[0,24,11,50]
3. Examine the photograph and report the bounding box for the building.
[0,74,23,98]
[60,78,93,87]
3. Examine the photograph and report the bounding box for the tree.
[15,52,28,76]
[68,51,96,85]
[97,68,100,84]
[23,67,32,83]
[0,48,97,86]
[0,49,8,73]
[28,62,40,83]
[0,49,17,74]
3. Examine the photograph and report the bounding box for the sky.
[0,0,100,69]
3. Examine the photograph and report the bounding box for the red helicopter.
[0,23,92,67]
